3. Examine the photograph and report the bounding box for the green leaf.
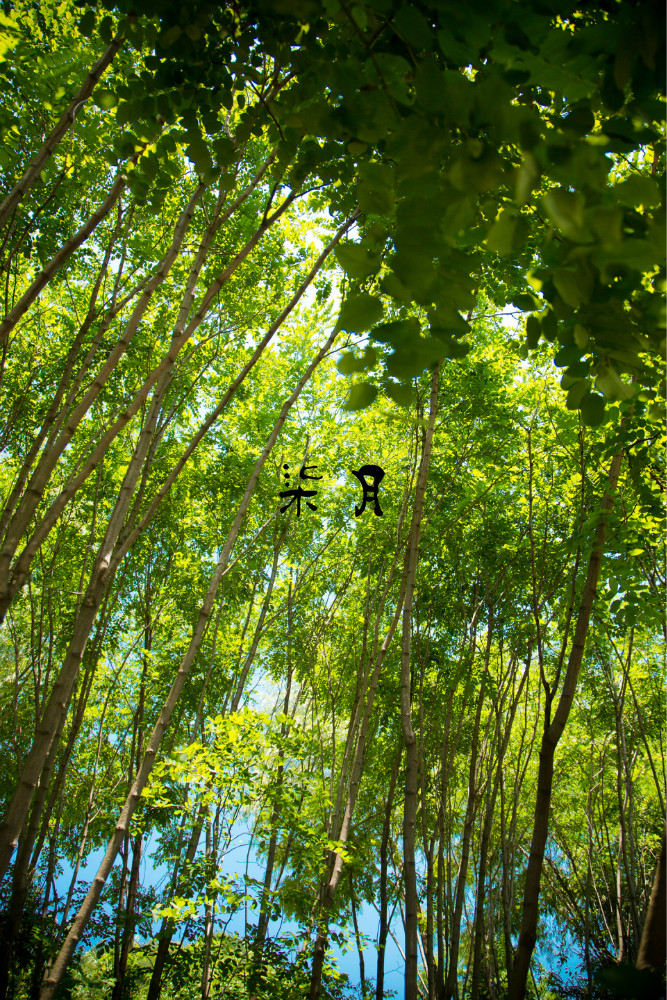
[336,294,383,333]
[334,242,381,280]
[415,56,448,114]
[185,137,213,174]
[525,315,541,349]
[613,175,662,209]
[386,383,414,406]
[566,379,591,409]
[486,212,529,255]
[336,349,375,375]
[580,392,606,426]
[78,10,95,37]
[392,7,432,50]
[542,189,588,241]
[563,102,595,134]
[380,272,412,303]
[553,267,592,309]
[511,293,541,312]
[159,25,182,48]
[554,344,583,368]
[371,318,420,345]
[357,162,395,216]
[93,89,118,111]
[99,16,113,43]
[344,383,378,411]
[213,136,236,165]
[595,365,636,401]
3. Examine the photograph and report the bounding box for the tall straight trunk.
[636,824,666,973]
[308,465,417,1000]
[39,324,342,1000]
[349,873,367,997]
[0,35,124,232]
[470,660,529,1000]
[111,830,131,1000]
[470,768,495,1000]
[112,635,147,1000]
[508,449,624,1000]
[146,806,206,1000]
[230,527,286,711]
[435,689,455,1000]
[254,654,294,966]
[309,595,406,1000]
[200,814,214,1000]
[0,189,334,883]
[376,750,401,1000]
[28,779,65,1000]
[400,368,440,1000]
[444,616,493,1000]
[419,668,438,1000]
[0,170,130,347]
[436,815,446,1000]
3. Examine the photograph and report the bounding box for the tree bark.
[636,824,666,973]
[508,448,624,1000]
[444,617,492,1000]
[376,750,400,1000]
[38,324,342,999]
[400,368,440,1000]
[0,35,124,232]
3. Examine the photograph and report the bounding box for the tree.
[0,2,664,999]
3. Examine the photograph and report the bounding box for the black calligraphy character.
[350,464,384,517]
[279,464,322,516]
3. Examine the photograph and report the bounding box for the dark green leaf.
[335,243,381,280]
[580,392,606,426]
[344,382,378,411]
[336,294,383,333]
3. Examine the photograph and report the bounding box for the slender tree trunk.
[230,527,286,711]
[309,593,405,1000]
[0,172,129,347]
[0,35,124,232]
[146,806,206,1000]
[39,325,342,1000]
[508,449,624,1000]
[636,824,666,973]
[400,368,439,1000]
[254,655,294,966]
[445,619,492,1000]
[200,814,214,1000]
[349,872,367,997]
[376,751,400,1000]
[436,816,446,1000]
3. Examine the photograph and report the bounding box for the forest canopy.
[0,1,664,999]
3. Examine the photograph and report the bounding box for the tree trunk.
[39,324,342,1000]
[508,448,624,1000]
[444,619,492,1000]
[254,656,294,966]
[636,824,666,973]
[349,872,367,997]
[146,806,206,1000]
[0,35,124,232]
[400,368,440,1000]
[376,751,400,1000]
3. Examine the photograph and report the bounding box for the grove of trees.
[0,0,664,998]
